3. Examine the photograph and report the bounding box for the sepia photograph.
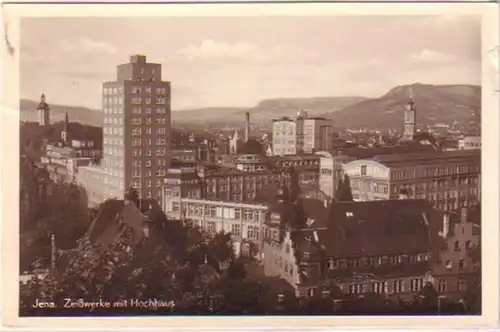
[2,2,499,329]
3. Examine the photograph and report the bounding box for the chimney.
[245,112,250,143]
[460,207,468,224]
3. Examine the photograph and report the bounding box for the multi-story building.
[163,197,268,256]
[433,206,481,298]
[102,54,171,200]
[272,112,333,156]
[318,151,355,199]
[263,197,445,300]
[458,136,481,150]
[301,117,334,153]
[161,152,321,212]
[36,93,50,126]
[78,54,172,205]
[162,163,286,208]
[318,144,436,200]
[171,141,216,163]
[342,149,481,211]
[272,118,298,156]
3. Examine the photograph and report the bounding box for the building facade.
[458,136,481,150]
[301,117,334,153]
[272,113,333,156]
[76,166,110,207]
[263,199,445,300]
[318,152,355,199]
[100,54,171,201]
[342,149,481,211]
[163,197,268,256]
[272,118,297,156]
[433,206,481,297]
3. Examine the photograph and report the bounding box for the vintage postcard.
[1,1,499,329]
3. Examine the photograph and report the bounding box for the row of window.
[104,117,124,125]
[131,117,168,125]
[130,86,167,95]
[391,164,480,181]
[104,137,124,146]
[131,96,167,105]
[132,168,166,177]
[131,137,168,147]
[103,107,124,114]
[104,127,124,136]
[103,147,124,157]
[132,107,168,114]
[169,202,264,223]
[346,278,424,295]
[131,127,167,136]
[128,185,162,199]
[327,254,430,270]
[104,97,124,106]
[103,87,123,95]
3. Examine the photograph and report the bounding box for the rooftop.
[372,149,480,167]
[271,199,444,262]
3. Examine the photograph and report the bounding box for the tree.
[20,166,91,272]
[227,258,246,279]
[336,174,353,201]
[124,187,140,207]
[209,231,234,264]
[20,226,181,316]
[418,281,438,312]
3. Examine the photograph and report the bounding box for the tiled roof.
[372,149,480,167]
[87,199,124,244]
[86,199,151,246]
[290,199,444,261]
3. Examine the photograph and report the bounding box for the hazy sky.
[20,16,481,110]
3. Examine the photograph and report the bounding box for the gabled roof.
[325,199,442,258]
[290,199,443,260]
[86,199,155,246]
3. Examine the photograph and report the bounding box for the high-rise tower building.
[36,93,50,126]
[402,87,416,141]
[102,54,171,201]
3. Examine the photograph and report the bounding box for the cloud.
[409,49,457,63]
[178,39,257,60]
[58,37,118,55]
[177,39,317,64]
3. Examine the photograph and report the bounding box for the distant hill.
[322,83,481,129]
[20,99,104,127]
[171,96,366,126]
[19,84,480,131]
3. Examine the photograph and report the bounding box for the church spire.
[402,86,417,141]
[61,111,70,145]
[37,93,50,126]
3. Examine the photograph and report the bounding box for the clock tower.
[402,87,416,141]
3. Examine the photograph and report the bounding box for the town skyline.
[21,15,480,110]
